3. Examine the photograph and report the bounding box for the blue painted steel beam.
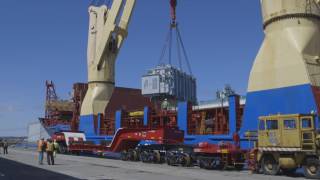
[115,110,122,130]
[97,114,101,135]
[228,95,238,134]
[177,95,240,145]
[143,107,149,126]
[79,115,96,136]
[177,102,188,135]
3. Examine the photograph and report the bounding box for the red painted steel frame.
[71,83,88,131]
[194,142,244,154]
[188,105,244,135]
[194,142,247,166]
[68,127,184,153]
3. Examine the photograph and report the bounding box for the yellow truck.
[252,114,320,179]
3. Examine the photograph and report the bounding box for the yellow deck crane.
[80,0,136,117]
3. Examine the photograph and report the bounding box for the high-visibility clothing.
[46,142,54,152]
[37,140,44,152]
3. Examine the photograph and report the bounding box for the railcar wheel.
[140,151,148,163]
[153,150,161,163]
[198,157,213,169]
[166,152,175,166]
[198,158,205,169]
[215,161,226,170]
[235,164,244,171]
[261,155,279,175]
[133,150,139,161]
[181,153,192,167]
[120,150,129,161]
[303,157,320,179]
[128,149,139,161]
[166,156,174,165]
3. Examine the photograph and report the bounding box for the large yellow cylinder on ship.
[242,0,320,135]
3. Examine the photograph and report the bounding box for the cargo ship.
[39,78,244,139]
[37,0,246,142]
[39,80,152,136]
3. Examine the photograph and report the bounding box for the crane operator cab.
[256,114,320,179]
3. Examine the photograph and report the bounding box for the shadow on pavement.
[0,157,82,180]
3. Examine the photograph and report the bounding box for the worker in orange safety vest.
[46,139,55,165]
[37,138,46,165]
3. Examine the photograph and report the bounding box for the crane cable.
[176,25,193,75]
[169,25,173,65]
[176,26,183,71]
[158,27,173,65]
[157,0,193,75]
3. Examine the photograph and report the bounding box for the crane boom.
[80,0,136,116]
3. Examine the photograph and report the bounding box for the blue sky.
[0,0,263,136]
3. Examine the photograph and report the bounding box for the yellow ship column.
[242,0,320,140]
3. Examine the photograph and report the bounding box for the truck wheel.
[261,155,279,175]
[303,157,320,179]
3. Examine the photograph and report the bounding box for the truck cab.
[256,114,320,179]
[258,114,317,151]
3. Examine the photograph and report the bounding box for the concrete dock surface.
[0,148,307,180]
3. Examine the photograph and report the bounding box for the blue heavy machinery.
[71,0,245,168]
[79,93,242,144]
[78,0,244,145]
[60,0,320,178]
